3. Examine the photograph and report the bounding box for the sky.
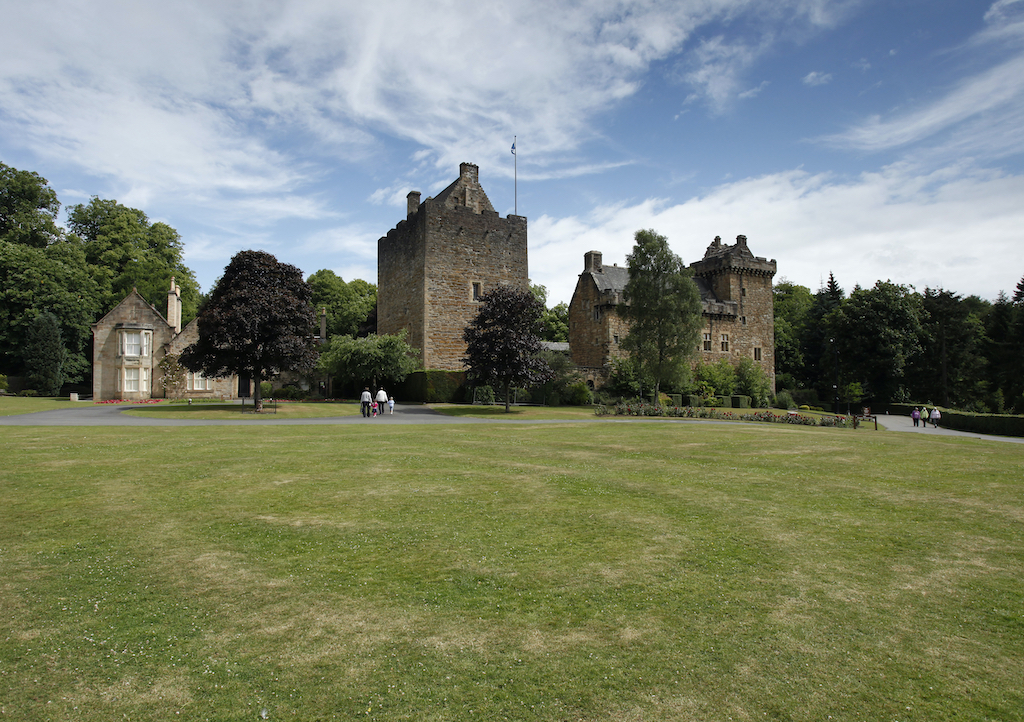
[2,0,1023,307]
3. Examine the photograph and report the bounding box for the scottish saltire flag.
[511,141,515,155]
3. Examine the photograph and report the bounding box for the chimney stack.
[407,191,421,219]
[584,251,603,273]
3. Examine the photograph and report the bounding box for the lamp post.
[830,337,839,415]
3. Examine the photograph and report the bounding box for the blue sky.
[2,0,1022,306]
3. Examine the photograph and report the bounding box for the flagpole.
[513,135,517,216]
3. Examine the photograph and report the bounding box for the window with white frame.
[123,368,140,392]
[703,333,712,351]
[472,282,482,301]
[120,330,151,357]
[721,333,729,352]
[189,372,212,391]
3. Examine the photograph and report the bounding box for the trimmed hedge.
[731,395,751,409]
[400,370,467,403]
[937,410,1024,438]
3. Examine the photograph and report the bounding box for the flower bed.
[599,400,852,428]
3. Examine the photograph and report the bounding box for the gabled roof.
[431,163,496,213]
[91,288,170,329]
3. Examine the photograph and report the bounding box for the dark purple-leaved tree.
[180,250,318,412]
[462,285,552,412]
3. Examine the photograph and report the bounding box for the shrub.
[566,381,593,406]
[473,386,495,404]
[774,390,796,409]
[0,374,7,393]
[731,395,751,409]
[19,389,39,397]
[260,381,273,398]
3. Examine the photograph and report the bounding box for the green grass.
[1,422,1022,721]
[0,396,89,416]
[123,400,364,420]
[427,403,600,420]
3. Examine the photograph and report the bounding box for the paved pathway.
[872,411,1024,444]
[2,403,1022,444]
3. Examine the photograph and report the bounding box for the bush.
[272,386,310,400]
[0,374,7,393]
[19,389,39,397]
[473,386,495,404]
[731,395,751,409]
[260,381,273,398]
[774,390,796,409]
[565,381,593,406]
[609,401,853,428]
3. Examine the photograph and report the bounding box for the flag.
[511,141,516,155]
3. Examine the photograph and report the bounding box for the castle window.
[721,334,729,352]
[593,306,601,321]
[613,334,619,344]
[703,333,712,351]
[189,372,212,391]
[123,368,140,393]
[754,347,762,361]
[472,282,482,301]
[742,316,747,325]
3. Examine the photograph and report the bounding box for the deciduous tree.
[180,250,318,412]
[0,163,64,248]
[620,229,703,398]
[67,197,200,319]
[318,331,420,391]
[463,285,552,411]
[307,269,377,337]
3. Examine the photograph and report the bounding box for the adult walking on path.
[375,388,388,417]
[930,407,941,427]
[360,387,372,417]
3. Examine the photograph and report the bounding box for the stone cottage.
[377,163,528,370]
[568,235,777,390]
[91,279,241,401]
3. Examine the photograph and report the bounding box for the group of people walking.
[911,406,941,428]
[360,387,394,417]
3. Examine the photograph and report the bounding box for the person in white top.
[360,387,372,418]
[375,388,388,417]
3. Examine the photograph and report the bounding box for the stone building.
[91,280,240,401]
[377,163,528,370]
[568,235,777,390]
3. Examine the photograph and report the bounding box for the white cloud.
[529,163,1024,306]
[802,71,833,85]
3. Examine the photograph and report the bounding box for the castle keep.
[377,163,528,370]
[568,235,777,390]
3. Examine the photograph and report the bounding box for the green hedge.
[731,395,751,409]
[936,410,1024,438]
[399,370,467,403]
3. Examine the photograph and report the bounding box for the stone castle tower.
[377,163,528,370]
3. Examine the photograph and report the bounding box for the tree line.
[774,274,1024,413]
[0,162,381,396]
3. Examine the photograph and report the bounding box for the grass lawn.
[123,400,364,420]
[427,403,600,420]
[1,422,1022,721]
[0,396,90,416]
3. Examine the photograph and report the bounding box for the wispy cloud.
[530,163,1024,305]
[802,70,833,85]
